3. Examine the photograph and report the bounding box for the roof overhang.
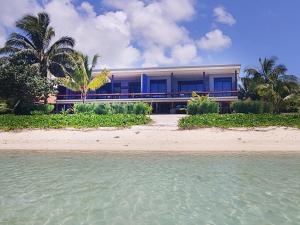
[93,64,241,79]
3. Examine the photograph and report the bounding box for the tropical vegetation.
[0,114,150,131]
[0,12,75,78]
[179,114,300,129]
[239,57,300,113]
[59,53,109,103]
[74,102,152,115]
[187,92,219,115]
[230,100,273,114]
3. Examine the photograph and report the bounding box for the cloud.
[197,29,232,51]
[171,44,200,65]
[0,0,233,68]
[0,0,41,46]
[214,6,236,26]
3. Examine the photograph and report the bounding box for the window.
[113,83,121,93]
[150,80,167,93]
[128,82,141,93]
[178,80,204,92]
[214,77,232,96]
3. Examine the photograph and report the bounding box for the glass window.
[214,77,232,96]
[178,80,204,92]
[128,82,141,93]
[150,80,167,93]
[113,83,121,93]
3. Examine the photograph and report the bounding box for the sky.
[0,0,299,77]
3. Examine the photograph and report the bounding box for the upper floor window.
[178,80,204,92]
[214,77,232,96]
[150,80,167,93]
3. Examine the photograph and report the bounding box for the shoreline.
[1,115,300,153]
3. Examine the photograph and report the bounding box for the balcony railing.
[57,91,238,100]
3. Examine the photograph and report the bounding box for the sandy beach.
[1,115,300,152]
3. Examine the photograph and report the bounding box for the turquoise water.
[0,152,300,225]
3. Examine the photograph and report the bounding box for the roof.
[94,64,240,73]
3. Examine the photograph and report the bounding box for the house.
[56,64,241,113]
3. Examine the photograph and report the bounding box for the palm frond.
[58,76,82,92]
[87,70,110,91]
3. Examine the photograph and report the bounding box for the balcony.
[55,91,238,104]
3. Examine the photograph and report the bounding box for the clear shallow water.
[0,152,300,225]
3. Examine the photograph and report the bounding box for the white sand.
[1,115,300,152]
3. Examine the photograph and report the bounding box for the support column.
[234,70,238,91]
[170,72,174,96]
[203,71,206,92]
[141,74,148,93]
[111,75,114,93]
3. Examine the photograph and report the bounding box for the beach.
[1,115,300,152]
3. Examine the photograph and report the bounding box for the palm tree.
[59,53,110,103]
[0,12,75,78]
[241,57,299,112]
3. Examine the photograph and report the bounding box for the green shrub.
[0,114,150,131]
[230,100,273,114]
[0,100,11,114]
[15,103,54,115]
[187,95,219,115]
[74,102,152,115]
[74,103,96,114]
[179,113,300,129]
[133,102,152,115]
[94,103,111,115]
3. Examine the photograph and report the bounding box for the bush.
[30,104,55,115]
[230,100,273,114]
[179,113,300,129]
[74,103,96,114]
[15,103,54,115]
[74,102,152,115]
[0,114,151,131]
[187,95,219,115]
[0,100,11,114]
[133,102,152,115]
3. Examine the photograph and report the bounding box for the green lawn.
[179,113,300,129]
[0,114,150,131]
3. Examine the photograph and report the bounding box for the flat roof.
[94,64,240,73]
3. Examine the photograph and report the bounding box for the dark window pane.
[178,80,204,92]
[214,77,232,96]
[129,82,141,93]
[150,80,167,93]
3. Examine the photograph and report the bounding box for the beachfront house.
[56,64,241,113]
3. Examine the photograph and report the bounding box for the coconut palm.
[0,12,75,78]
[241,57,300,112]
[59,53,110,103]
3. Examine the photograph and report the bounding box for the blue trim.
[141,74,148,93]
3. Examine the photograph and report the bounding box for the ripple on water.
[0,152,300,225]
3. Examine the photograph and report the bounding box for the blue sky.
[1,0,300,76]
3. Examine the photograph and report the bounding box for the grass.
[178,113,300,129]
[0,114,151,131]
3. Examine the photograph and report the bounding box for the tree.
[240,57,300,113]
[59,53,110,103]
[0,12,75,78]
[0,62,57,113]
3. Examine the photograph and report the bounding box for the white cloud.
[197,29,232,51]
[0,0,233,68]
[44,0,141,68]
[171,44,200,65]
[214,6,236,26]
[0,0,41,46]
[0,28,6,47]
